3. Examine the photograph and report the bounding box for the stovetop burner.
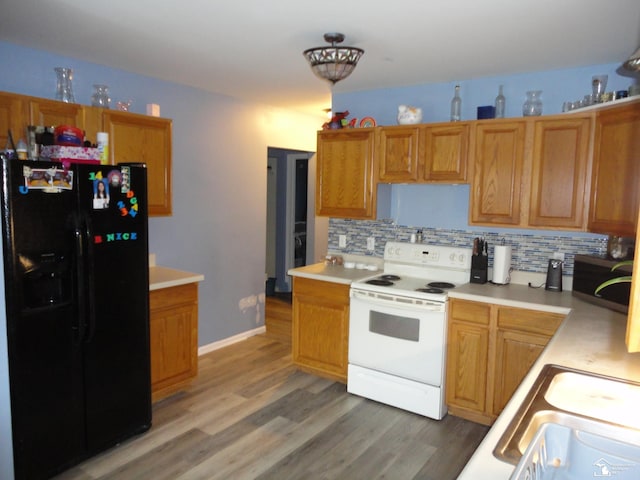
[366,279,394,286]
[416,287,445,294]
[380,274,401,281]
[428,281,455,289]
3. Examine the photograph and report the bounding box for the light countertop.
[149,265,204,291]
[452,283,640,479]
[288,261,380,285]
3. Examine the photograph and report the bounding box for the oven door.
[348,289,446,386]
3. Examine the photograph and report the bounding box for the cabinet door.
[316,129,376,219]
[292,277,350,382]
[102,110,173,216]
[470,121,527,225]
[445,321,489,414]
[492,329,548,415]
[0,92,28,152]
[423,123,469,182]
[589,103,640,236]
[29,98,84,128]
[529,116,592,229]
[378,125,421,182]
[149,284,198,401]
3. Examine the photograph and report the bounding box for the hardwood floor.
[54,334,488,480]
[265,293,292,344]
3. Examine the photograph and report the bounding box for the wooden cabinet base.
[446,298,564,424]
[447,405,494,426]
[292,277,350,383]
[150,283,199,402]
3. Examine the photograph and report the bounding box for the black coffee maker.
[545,259,563,292]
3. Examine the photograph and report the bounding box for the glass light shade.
[303,34,364,84]
[623,46,640,72]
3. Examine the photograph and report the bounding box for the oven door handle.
[350,289,446,312]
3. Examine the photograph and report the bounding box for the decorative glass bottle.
[450,85,461,122]
[54,67,75,103]
[91,85,111,108]
[495,85,506,118]
[522,90,543,116]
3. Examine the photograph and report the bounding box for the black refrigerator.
[1,158,152,479]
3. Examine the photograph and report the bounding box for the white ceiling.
[1,0,639,116]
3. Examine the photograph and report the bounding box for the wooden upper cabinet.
[470,120,527,226]
[102,110,173,216]
[528,116,593,229]
[0,92,28,151]
[377,123,470,183]
[588,101,640,236]
[29,98,84,128]
[0,91,173,217]
[378,125,421,182]
[316,128,376,219]
[423,122,469,182]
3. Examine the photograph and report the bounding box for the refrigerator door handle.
[72,212,87,345]
[82,212,97,344]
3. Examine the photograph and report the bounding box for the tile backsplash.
[328,218,608,276]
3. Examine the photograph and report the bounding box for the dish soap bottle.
[450,85,461,122]
[495,85,506,118]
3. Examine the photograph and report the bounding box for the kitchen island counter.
[453,283,640,479]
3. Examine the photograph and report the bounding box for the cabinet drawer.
[293,277,350,302]
[449,299,491,325]
[150,283,198,310]
[497,307,564,336]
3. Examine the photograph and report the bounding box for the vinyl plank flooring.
[265,295,292,344]
[54,335,489,480]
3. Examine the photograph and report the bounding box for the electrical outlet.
[338,235,347,248]
[367,237,375,251]
[552,252,565,261]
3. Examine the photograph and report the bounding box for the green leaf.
[595,276,633,295]
[611,260,634,272]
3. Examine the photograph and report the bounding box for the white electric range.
[347,241,473,419]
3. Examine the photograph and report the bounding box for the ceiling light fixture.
[303,33,364,85]
[623,46,640,72]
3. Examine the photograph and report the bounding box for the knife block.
[470,255,488,284]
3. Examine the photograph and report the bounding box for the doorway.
[266,148,315,294]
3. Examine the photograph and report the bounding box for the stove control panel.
[385,242,471,269]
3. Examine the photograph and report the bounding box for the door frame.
[284,152,312,290]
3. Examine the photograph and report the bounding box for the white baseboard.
[197,326,267,356]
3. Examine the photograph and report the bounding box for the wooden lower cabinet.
[446,321,490,417]
[492,329,548,414]
[149,283,199,402]
[292,277,350,383]
[446,298,564,425]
